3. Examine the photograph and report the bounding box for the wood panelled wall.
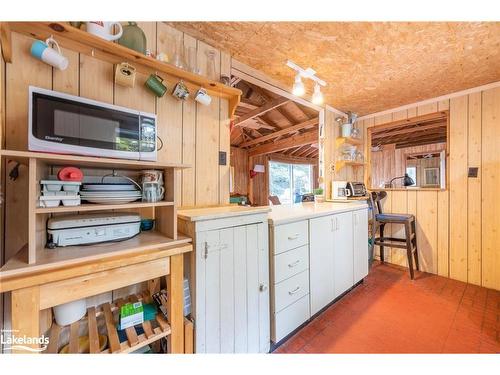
[1,24,231,262]
[358,87,500,291]
[370,142,446,188]
[230,146,248,196]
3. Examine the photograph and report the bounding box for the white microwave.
[28,86,157,161]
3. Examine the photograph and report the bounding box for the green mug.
[145,74,167,97]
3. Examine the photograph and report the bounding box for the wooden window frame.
[366,110,450,191]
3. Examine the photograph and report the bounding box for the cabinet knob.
[259,283,268,292]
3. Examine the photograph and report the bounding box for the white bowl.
[53,299,86,326]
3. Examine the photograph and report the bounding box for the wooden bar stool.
[370,191,419,279]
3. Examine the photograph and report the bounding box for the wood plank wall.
[358,87,500,291]
[230,146,248,196]
[370,142,446,188]
[1,24,231,263]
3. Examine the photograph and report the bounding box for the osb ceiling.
[170,22,500,115]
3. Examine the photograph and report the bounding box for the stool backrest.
[370,191,387,216]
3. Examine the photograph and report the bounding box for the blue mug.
[31,37,68,71]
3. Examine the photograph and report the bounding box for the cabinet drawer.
[274,220,308,254]
[273,294,310,343]
[274,270,309,312]
[274,245,309,284]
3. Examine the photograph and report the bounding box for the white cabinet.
[353,209,369,283]
[179,210,270,353]
[309,209,367,315]
[309,215,335,315]
[333,212,354,298]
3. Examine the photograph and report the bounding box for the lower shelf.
[46,291,171,354]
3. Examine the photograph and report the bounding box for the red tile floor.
[273,262,500,353]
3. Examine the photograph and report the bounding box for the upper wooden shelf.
[0,150,191,170]
[336,136,364,147]
[2,22,242,118]
[336,160,366,171]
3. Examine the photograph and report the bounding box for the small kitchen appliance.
[47,212,141,247]
[346,182,367,197]
[29,86,157,161]
[331,180,351,200]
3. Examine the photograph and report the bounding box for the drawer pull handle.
[288,234,300,240]
[288,286,301,295]
[259,283,268,292]
[288,260,300,268]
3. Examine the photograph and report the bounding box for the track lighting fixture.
[312,83,324,105]
[286,60,326,104]
[292,74,305,96]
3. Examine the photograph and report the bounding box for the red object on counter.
[57,167,83,181]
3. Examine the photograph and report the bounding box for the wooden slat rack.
[46,292,171,354]
[0,22,242,118]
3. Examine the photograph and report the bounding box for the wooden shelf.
[0,232,192,279]
[0,149,190,170]
[4,22,242,118]
[336,160,366,171]
[336,136,364,147]
[46,291,171,354]
[36,200,174,214]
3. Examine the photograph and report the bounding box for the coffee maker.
[331,181,351,200]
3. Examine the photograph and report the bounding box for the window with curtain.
[269,161,313,204]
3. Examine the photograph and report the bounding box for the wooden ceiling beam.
[248,131,318,157]
[239,117,319,148]
[372,121,447,140]
[234,97,290,126]
[268,153,317,164]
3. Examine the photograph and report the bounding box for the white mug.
[86,21,123,41]
[195,88,212,106]
[142,182,165,202]
[30,37,68,71]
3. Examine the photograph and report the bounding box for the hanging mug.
[115,62,136,88]
[30,37,68,71]
[145,74,168,97]
[172,81,190,101]
[86,21,123,41]
[195,88,212,106]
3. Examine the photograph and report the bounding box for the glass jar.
[206,50,217,81]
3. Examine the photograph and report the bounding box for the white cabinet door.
[333,211,354,298]
[353,209,369,284]
[196,223,269,353]
[309,215,335,315]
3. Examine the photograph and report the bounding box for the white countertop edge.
[177,206,271,222]
[268,202,369,225]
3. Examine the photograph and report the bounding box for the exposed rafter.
[249,131,318,157]
[234,97,290,127]
[239,117,318,148]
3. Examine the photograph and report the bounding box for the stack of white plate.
[80,183,142,204]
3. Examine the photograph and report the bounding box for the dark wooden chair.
[269,195,281,205]
[370,191,419,279]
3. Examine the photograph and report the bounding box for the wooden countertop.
[268,201,369,225]
[0,239,192,293]
[178,205,271,222]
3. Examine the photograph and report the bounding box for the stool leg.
[379,224,385,263]
[405,221,415,280]
[411,219,419,271]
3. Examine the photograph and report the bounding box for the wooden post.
[11,286,40,353]
[167,253,184,353]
